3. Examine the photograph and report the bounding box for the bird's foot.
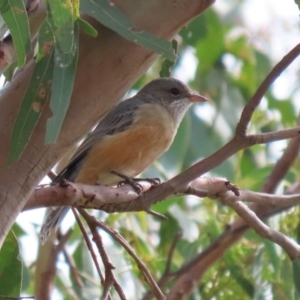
[111,170,160,194]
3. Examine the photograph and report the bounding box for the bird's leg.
[132,177,161,186]
[111,170,143,194]
[110,170,160,194]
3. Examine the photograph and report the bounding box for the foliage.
[1,0,300,299]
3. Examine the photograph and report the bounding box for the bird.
[40,78,207,243]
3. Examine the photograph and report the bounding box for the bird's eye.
[170,88,180,96]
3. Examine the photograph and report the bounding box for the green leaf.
[180,14,207,47]
[0,0,31,67]
[45,21,79,144]
[229,265,254,297]
[47,0,74,54]
[78,18,98,37]
[195,9,224,72]
[263,240,280,280]
[8,19,54,163]
[169,204,199,242]
[159,40,178,77]
[0,230,23,297]
[293,259,300,295]
[80,0,176,61]
[268,97,296,127]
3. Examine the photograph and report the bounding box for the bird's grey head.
[138,78,207,120]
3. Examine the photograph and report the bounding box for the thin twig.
[146,209,168,221]
[78,208,126,300]
[71,208,104,282]
[62,247,84,288]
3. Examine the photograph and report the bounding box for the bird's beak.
[189,92,207,103]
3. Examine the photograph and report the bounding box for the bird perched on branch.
[40,77,207,243]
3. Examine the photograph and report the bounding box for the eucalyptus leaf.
[45,21,79,144]
[47,0,74,54]
[0,0,30,67]
[80,0,176,61]
[8,19,54,163]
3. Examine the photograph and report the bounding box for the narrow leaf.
[0,230,23,297]
[0,0,31,67]
[8,19,54,163]
[47,0,74,54]
[78,17,98,37]
[80,0,176,61]
[45,21,79,144]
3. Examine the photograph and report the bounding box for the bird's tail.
[40,206,70,244]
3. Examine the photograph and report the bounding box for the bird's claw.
[111,170,161,194]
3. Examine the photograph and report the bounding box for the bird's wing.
[53,97,141,182]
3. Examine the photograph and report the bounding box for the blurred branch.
[76,208,125,300]
[62,247,84,289]
[236,42,300,135]
[35,228,72,300]
[261,114,300,193]
[71,208,105,283]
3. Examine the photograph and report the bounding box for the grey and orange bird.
[40,78,207,243]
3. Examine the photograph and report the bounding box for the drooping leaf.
[47,0,74,54]
[45,21,79,144]
[8,19,54,163]
[229,265,254,297]
[0,0,31,67]
[195,9,224,72]
[78,17,98,37]
[80,0,176,61]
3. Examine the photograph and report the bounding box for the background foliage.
[1,0,300,299]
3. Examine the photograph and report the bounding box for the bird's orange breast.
[75,103,177,185]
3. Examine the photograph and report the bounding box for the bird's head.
[138,78,207,120]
